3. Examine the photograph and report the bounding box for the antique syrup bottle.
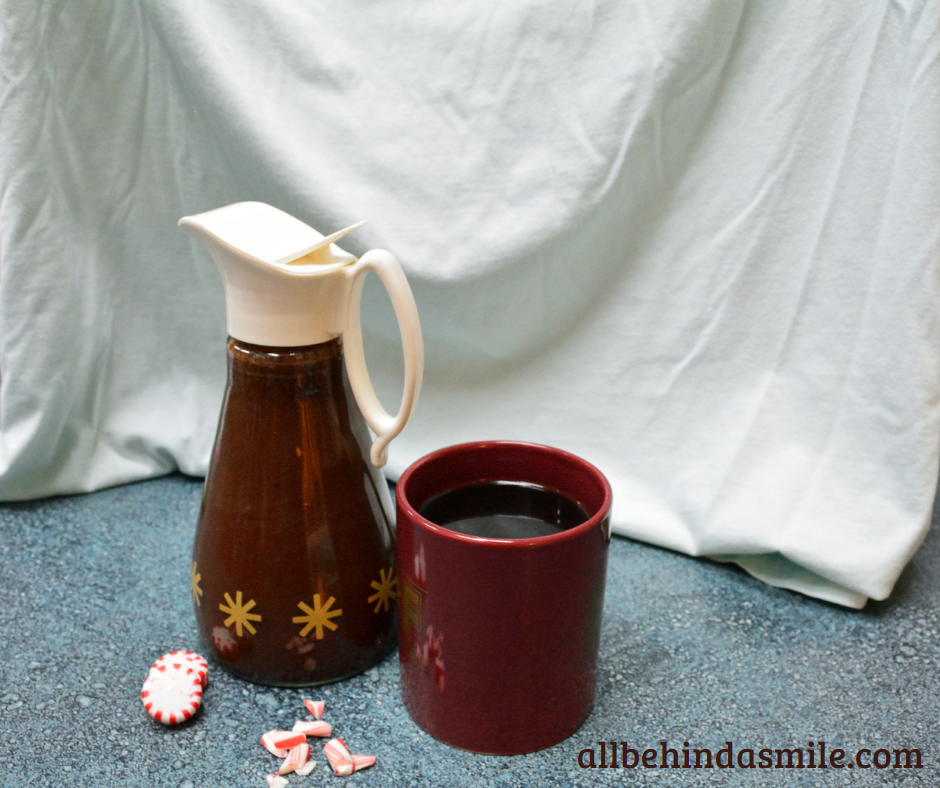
[180,202,422,686]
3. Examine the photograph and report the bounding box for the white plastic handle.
[344,250,424,468]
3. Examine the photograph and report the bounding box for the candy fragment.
[324,738,354,776]
[141,663,202,725]
[292,720,331,737]
[303,698,326,720]
[332,759,353,776]
[295,760,317,776]
[260,700,362,779]
[265,776,288,788]
[351,754,376,772]
[277,742,311,775]
[270,730,306,749]
[260,732,289,758]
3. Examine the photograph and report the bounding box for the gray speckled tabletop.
[0,474,937,787]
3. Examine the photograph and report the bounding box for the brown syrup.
[192,338,396,686]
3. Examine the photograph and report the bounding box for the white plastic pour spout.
[276,220,368,264]
[179,201,423,467]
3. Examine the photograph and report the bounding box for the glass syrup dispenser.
[180,202,422,686]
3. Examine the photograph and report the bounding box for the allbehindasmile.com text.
[577,741,924,771]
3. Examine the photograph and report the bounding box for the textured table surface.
[0,474,937,787]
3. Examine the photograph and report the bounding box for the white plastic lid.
[179,202,364,346]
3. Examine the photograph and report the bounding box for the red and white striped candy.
[270,730,306,749]
[292,720,331,737]
[277,742,310,775]
[303,698,325,720]
[324,738,354,776]
[153,649,207,667]
[352,754,376,772]
[295,760,316,776]
[151,651,208,688]
[141,663,202,725]
[265,775,288,788]
[260,733,288,758]
[151,649,207,668]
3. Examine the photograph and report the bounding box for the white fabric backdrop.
[1,1,938,608]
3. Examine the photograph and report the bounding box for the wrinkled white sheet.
[1,1,938,608]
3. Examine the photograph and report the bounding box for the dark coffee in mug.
[397,440,612,755]
[418,480,588,538]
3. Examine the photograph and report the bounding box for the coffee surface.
[418,481,589,539]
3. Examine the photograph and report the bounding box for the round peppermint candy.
[142,662,203,725]
[150,650,208,688]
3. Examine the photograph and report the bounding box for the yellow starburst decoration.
[293,594,342,639]
[191,561,203,607]
[367,567,397,613]
[219,590,261,636]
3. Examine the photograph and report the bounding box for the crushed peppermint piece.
[292,720,331,737]
[278,742,311,775]
[261,732,289,758]
[270,730,307,749]
[351,754,376,772]
[324,737,354,776]
[303,698,326,720]
[295,760,317,776]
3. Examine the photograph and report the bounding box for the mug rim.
[396,440,612,549]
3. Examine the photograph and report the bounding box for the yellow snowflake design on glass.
[219,590,261,637]
[293,594,342,639]
[191,561,203,607]
[368,567,397,613]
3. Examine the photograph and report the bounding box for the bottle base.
[203,634,397,688]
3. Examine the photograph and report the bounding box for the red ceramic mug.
[396,441,612,755]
